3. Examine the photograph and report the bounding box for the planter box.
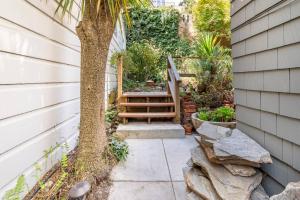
[191,113,236,129]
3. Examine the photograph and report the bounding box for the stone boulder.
[187,192,204,200]
[251,185,269,200]
[196,122,231,146]
[191,147,262,200]
[195,136,261,168]
[183,167,221,200]
[223,164,257,177]
[270,182,300,200]
[214,129,272,165]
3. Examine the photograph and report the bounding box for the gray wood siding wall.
[231,0,300,195]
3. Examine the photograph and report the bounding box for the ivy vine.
[126,7,191,57]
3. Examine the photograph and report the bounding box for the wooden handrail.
[172,56,201,59]
[167,55,181,123]
[179,73,196,77]
[167,56,181,82]
[117,56,123,103]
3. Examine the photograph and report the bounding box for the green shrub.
[210,106,235,122]
[109,137,129,161]
[112,41,165,91]
[198,111,209,121]
[105,107,118,123]
[187,33,232,104]
[198,106,234,122]
[192,0,230,43]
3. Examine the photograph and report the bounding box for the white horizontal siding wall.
[0,0,125,198]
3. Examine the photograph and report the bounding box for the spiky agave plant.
[194,33,227,81]
[53,0,149,178]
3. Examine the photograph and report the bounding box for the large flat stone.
[187,192,204,200]
[196,136,261,167]
[191,147,263,200]
[163,136,198,181]
[270,182,300,200]
[116,122,185,139]
[196,122,231,142]
[183,167,221,200]
[223,164,257,177]
[110,139,170,181]
[108,182,175,200]
[214,129,272,164]
[251,185,269,200]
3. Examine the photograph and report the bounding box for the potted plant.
[191,106,236,129]
[183,123,193,135]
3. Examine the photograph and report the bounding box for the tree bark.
[75,2,116,177]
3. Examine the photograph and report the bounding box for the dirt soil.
[24,147,115,200]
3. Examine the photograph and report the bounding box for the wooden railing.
[166,56,182,123]
[117,56,124,111]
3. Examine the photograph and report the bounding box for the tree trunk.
[75,2,116,177]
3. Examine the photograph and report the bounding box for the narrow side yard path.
[108,136,198,200]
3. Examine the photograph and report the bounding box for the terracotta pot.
[183,101,194,107]
[183,104,197,109]
[191,113,236,129]
[183,123,193,135]
[184,108,197,113]
[183,95,192,100]
[184,112,192,118]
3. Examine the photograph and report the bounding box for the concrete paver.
[108,182,175,200]
[110,139,170,181]
[163,136,198,181]
[109,136,195,200]
[173,182,187,200]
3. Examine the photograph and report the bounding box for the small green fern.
[4,175,26,200]
[34,163,46,191]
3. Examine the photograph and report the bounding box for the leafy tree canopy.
[192,0,230,42]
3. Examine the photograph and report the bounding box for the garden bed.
[191,106,236,129]
[191,112,236,129]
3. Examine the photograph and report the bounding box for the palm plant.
[193,33,231,92]
[53,0,148,178]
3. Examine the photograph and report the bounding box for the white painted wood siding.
[0,1,125,198]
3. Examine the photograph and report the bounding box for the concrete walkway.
[108,136,198,200]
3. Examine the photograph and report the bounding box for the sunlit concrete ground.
[108,136,198,200]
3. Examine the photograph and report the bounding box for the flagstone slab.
[110,139,170,181]
[270,182,300,200]
[196,122,231,142]
[163,136,198,181]
[196,136,261,167]
[213,129,272,165]
[251,185,269,200]
[223,164,257,177]
[183,167,221,200]
[191,147,262,200]
[187,192,204,200]
[108,182,175,200]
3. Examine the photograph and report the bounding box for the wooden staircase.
[118,92,176,124]
[117,56,182,124]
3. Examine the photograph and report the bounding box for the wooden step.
[122,92,171,98]
[118,112,176,118]
[119,102,175,107]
